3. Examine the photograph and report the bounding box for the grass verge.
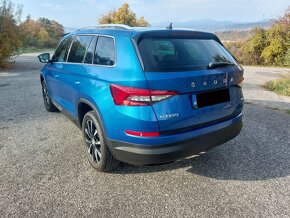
[264,75,290,97]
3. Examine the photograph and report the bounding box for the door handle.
[74,81,81,86]
[56,64,63,70]
[54,74,59,78]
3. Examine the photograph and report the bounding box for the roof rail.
[74,24,132,31]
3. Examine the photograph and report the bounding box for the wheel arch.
[40,74,44,83]
[77,98,118,161]
[77,99,107,135]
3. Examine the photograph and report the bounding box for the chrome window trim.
[93,35,116,67]
[131,38,144,71]
[65,35,75,63]
[53,34,117,68]
[52,35,73,62]
[83,36,96,64]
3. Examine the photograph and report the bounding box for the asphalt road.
[0,54,290,217]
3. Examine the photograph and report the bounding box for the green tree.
[261,24,287,65]
[261,7,289,65]
[284,49,290,66]
[0,0,22,68]
[219,7,290,66]
[242,27,267,65]
[98,3,150,27]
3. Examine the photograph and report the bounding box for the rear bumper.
[107,114,243,165]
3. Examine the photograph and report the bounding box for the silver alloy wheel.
[84,119,101,163]
[42,83,50,105]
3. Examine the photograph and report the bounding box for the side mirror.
[38,53,52,63]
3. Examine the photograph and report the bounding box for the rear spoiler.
[131,30,223,45]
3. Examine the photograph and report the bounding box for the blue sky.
[13,0,289,27]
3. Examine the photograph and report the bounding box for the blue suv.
[38,24,244,172]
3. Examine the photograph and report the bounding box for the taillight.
[110,84,178,106]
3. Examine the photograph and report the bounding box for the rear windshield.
[137,39,236,72]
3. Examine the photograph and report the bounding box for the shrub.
[0,0,23,68]
[264,75,290,96]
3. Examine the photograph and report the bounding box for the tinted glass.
[52,36,73,62]
[94,36,115,66]
[84,36,97,64]
[68,35,93,63]
[138,39,236,72]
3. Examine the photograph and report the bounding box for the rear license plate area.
[194,88,230,108]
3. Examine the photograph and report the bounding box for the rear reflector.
[238,77,244,88]
[125,130,160,137]
[110,84,178,106]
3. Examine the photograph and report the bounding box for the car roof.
[68,25,221,44]
[70,24,213,35]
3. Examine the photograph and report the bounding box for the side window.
[84,36,97,64]
[52,36,73,62]
[67,35,93,63]
[94,36,115,66]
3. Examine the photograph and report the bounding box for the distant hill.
[64,19,271,42]
[152,19,271,32]
[216,30,254,42]
[65,19,271,33]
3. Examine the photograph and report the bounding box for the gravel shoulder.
[243,66,290,111]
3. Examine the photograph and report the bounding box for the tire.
[41,80,58,112]
[82,111,119,172]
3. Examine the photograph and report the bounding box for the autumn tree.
[137,16,150,27]
[37,18,64,37]
[38,27,49,47]
[0,0,22,68]
[19,16,41,48]
[98,3,150,27]
[51,20,65,37]
[20,17,64,48]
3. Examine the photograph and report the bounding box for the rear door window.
[94,36,115,66]
[67,35,93,63]
[84,36,97,64]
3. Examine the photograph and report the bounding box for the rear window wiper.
[208,62,236,69]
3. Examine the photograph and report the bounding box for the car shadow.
[186,140,290,181]
[114,104,290,181]
[114,134,290,181]
[113,158,195,174]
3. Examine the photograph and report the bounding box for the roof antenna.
[166,23,173,30]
